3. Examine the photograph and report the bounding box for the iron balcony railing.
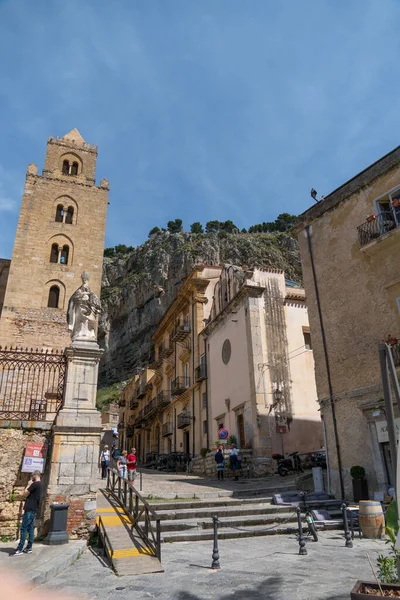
[177,412,191,429]
[130,398,139,410]
[159,340,173,359]
[136,383,147,399]
[357,211,398,247]
[162,422,173,437]
[195,362,207,382]
[172,376,190,396]
[390,344,400,367]
[172,321,191,343]
[143,398,157,418]
[157,390,171,408]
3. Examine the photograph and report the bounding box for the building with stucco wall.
[203,266,322,464]
[296,146,400,500]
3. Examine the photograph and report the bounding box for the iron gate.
[0,346,66,421]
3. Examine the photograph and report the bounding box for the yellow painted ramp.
[96,490,164,576]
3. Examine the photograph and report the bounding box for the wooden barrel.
[359,501,385,539]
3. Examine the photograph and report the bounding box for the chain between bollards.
[341,503,353,548]
[296,507,308,555]
[211,515,221,569]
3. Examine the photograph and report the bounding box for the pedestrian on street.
[117,450,128,479]
[100,445,110,480]
[127,448,137,483]
[215,445,225,481]
[230,445,239,481]
[11,470,42,556]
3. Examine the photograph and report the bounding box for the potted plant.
[393,198,400,208]
[350,501,400,598]
[366,214,376,223]
[350,466,369,502]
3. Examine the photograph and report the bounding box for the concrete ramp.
[96,490,164,576]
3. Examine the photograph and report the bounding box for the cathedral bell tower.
[0,129,109,349]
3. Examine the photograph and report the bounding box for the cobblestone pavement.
[120,469,299,498]
[38,532,387,600]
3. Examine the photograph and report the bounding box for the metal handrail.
[106,468,161,560]
[97,515,114,564]
[357,210,397,247]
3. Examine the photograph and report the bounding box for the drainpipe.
[305,224,345,499]
[321,414,331,495]
[191,293,196,457]
[204,336,210,450]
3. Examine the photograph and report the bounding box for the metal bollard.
[296,507,308,555]
[140,470,143,492]
[211,515,221,569]
[341,503,353,548]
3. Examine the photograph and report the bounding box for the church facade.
[0,129,109,349]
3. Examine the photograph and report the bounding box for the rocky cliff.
[99,230,301,385]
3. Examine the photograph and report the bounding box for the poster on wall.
[21,442,48,473]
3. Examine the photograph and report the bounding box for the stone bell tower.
[0,129,109,349]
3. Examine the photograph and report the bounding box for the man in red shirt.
[127,448,137,483]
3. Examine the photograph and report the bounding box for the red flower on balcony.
[382,334,399,346]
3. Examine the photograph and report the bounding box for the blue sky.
[1,0,400,258]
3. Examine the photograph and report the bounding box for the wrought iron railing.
[130,398,138,410]
[0,346,66,421]
[157,391,171,408]
[172,320,191,342]
[177,412,191,428]
[106,468,161,561]
[162,422,173,436]
[195,363,207,381]
[357,211,397,247]
[172,376,190,395]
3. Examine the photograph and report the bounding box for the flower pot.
[393,199,400,208]
[366,215,376,223]
[350,580,400,598]
[352,478,369,502]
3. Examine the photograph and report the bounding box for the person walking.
[117,450,128,479]
[127,448,137,483]
[215,445,225,481]
[230,445,239,481]
[100,445,110,480]
[12,470,42,556]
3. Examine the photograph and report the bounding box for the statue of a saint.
[67,271,102,342]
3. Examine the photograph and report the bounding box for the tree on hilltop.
[167,219,183,233]
[190,222,204,234]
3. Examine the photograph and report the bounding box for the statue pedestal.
[46,342,104,538]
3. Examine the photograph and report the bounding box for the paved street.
[37,532,386,600]
[128,469,299,499]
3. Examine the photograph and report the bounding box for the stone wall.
[0,428,51,540]
[191,449,273,478]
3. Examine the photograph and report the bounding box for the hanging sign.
[218,428,229,440]
[21,442,48,473]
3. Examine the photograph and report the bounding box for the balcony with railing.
[156,390,171,408]
[177,411,191,429]
[162,421,173,437]
[143,398,157,418]
[159,340,173,359]
[390,343,400,367]
[136,382,147,399]
[130,398,139,410]
[171,376,190,396]
[195,362,207,382]
[358,211,398,247]
[172,319,191,343]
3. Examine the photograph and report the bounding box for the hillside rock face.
[99,231,301,385]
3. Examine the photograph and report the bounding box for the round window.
[222,339,231,365]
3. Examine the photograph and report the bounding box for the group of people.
[99,445,137,482]
[215,444,241,481]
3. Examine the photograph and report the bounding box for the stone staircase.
[147,496,298,542]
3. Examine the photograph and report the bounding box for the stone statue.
[67,271,102,343]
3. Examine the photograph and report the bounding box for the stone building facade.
[0,128,109,349]
[119,266,222,462]
[203,266,321,467]
[296,146,400,500]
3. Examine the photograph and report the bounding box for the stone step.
[149,503,292,522]
[148,496,275,511]
[161,520,343,543]
[158,512,296,533]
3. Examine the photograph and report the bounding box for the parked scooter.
[272,451,303,476]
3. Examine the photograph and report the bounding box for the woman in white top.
[100,445,110,480]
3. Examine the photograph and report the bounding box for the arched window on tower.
[50,243,59,263]
[71,162,79,176]
[60,245,69,265]
[55,204,64,222]
[47,285,60,308]
[65,206,74,224]
[62,160,70,175]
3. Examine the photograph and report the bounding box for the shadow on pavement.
[175,576,284,599]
